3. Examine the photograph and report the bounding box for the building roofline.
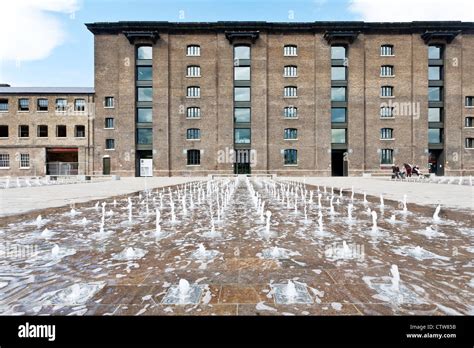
[0,87,95,95]
[85,21,474,35]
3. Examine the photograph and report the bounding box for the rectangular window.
[105,97,114,108]
[466,138,474,148]
[75,125,86,137]
[465,117,474,127]
[186,128,201,140]
[284,128,298,140]
[428,128,443,144]
[428,108,442,122]
[331,108,346,123]
[381,86,393,97]
[381,128,393,139]
[284,87,297,98]
[105,139,115,150]
[137,128,152,145]
[187,45,200,56]
[56,125,67,137]
[0,125,8,137]
[234,67,250,81]
[381,149,393,164]
[187,107,201,119]
[331,128,346,144]
[380,106,394,118]
[137,87,153,102]
[137,46,152,60]
[187,66,201,77]
[37,125,48,137]
[380,65,394,77]
[0,154,10,168]
[187,149,201,165]
[20,154,29,168]
[137,66,153,81]
[284,106,297,119]
[234,46,250,60]
[187,86,200,98]
[283,45,297,57]
[284,66,297,77]
[284,149,297,165]
[137,108,152,123]
[234,128,251,144]
[0,99,8,112]
[55,99,67,112]
[37,98,48,111]
[429,66,442,80]
[380,45,394,56]
[234,87,250,102]
[331,46,346,60]
[428,45,443,60]
[74,99,86,112]
[428,87,442,102]
[466,96,474,107]
[18,98,29,111]
[234,108,250,123]
[19,125,29,138]
[105,117,114,129]
[331,67,346,80]
[331,87,346,102]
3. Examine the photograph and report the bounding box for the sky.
[1,0,473,87]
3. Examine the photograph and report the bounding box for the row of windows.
[0,153,30,168]
[0,125,85,138]
[185,149,299,166]
[0,98,87,112]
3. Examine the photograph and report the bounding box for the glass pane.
[428,66,441,80]
[428,128,442,144]
[234,67,250,81]
[234,128,250,144]
[428,108,441,122]
[234,87,250,102]
[137,67,152,81]
[428,46,442,59]
[331,108,346,123]
[137,108,152,123]
[137,128,153,145]
[331,87,346,102]
[331,46,346,60]
[234,46,250,60]
[137,46,152,59]
[331,128,346,144]
[331,67,346,81]
[234,108,250,123]
[428,87,441,101]
[137,87,153,102]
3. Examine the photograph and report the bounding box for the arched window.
[380,65,394,77]
[186,128,201,140]
[284,128,298,139]
[380,128,393,139]
[187,107,201,118]
[284,149,298,165]
[283,45,297,57]
[381,86,394,97]
[284,106,297,118]
[380,149,393,164]
[187,45,200,56]
[284,65,297,77]
[380,45,394,56]
[187,65,201,77]
[187,86,200,98]
[284,86,297,98]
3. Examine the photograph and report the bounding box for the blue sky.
[1,0,472,87]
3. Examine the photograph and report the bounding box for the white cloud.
[348,0,474,21]
[0,0,80,63]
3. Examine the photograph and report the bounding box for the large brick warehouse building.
[1,21,474,177]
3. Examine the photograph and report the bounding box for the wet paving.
[0,177,472,316]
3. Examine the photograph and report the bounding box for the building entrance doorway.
[429,149,444,176]
[46,148,79,175]
[234,149,251,174]
[331,150,348,176]
[136,150,153,177]
[103,157,111,175]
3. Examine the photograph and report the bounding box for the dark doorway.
[429,149,444,176]
[234,149,251,174]
[103,157,111,175]
[331,150,348,176]
[46,148,79,175]
[136,150,153,177]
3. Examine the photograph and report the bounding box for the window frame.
[380,65,394,77]
[380,127,394,140]
[187,149,201,165]
[284,86,298,98]
[465,138,474,149]
[0,153,10,168]
[55,98,68,112]
[234,128,251,144]
[18,98,29,112]
[187,107,201,119]
[283,45,298,57]
[380,45,394,56]
[104,96,114,108]
[137,45,152,60]
[284,65,298,78]
[380,149,394,165]
[284,149,298,165]
[56,125,67,138]
[19,125,29,138]
[37,125,48,138]
[37,98,49,112]
[381,86,394,98]
[284,106,298,119]
[0,99,8,112]
[74,125,86,138]
[186,86,201,98]
[105,138,115,150]
[20,153,30,169]
[186,128,201,140]
[284,128,298,140]
[186,65,201,78]
[466,96,474,107]
[186,45,201,57]
[105,117,114,129]
[0,125,8,138]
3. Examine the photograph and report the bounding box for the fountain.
[351,186,354,201]
[380,194,384,209]
[390,264,400,293]
[363,192,368,204]
[81,217,88,225]
[113,247,147,260]
[433,205,441,222]
[285,280,298,302]
[51,244,60,257]
[347,203,353,222]
[41,228,53,238]
[371,211,378,234]
[272,280,313,304]
[402,194,408,213]
[127,198,133,223]
[329,196,335,215]
[265,210,272,235]
[35,215,43,228]
[390,214,396,223]
[182,195,187,215]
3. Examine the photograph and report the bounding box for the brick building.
[1,21,474,177]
